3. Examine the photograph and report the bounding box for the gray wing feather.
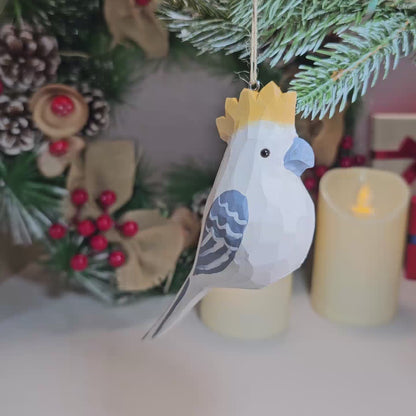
[194,190,248,275]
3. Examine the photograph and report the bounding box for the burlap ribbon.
[104,0,169,59]
[66,140,189,291]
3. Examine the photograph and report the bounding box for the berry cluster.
[303,136,367,195]
[48,188,140,272]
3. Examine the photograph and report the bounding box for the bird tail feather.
[142,277,206,340]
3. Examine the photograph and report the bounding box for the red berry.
[77,219,96,237]
[354,154,366,166]
[70,254,88,271]
[48,223,66,240]
[340,156,354,168]
[71,188,88,206]
[135,0,151,6]
[108,251,126,268]
[303,177,317,191]
[49,138,69,156]
[90,235,108,251]
[314,165,328,179]
[341,135,354,150]
[99,190,117,208]
[96,214,114,231]
[120,221,139,237]
[50,95,74,116]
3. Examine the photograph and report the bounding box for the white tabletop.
[1,266,415,416]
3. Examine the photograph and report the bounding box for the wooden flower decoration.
[30,84,89,139]
[37,136,85,178]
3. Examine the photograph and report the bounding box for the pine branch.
[161,0,373,62]
[164,161,216,208]
[43,234,122,304]
[10,0,103,50]
[161,0,416,117]
[0,151,66,245]
[2,0,253,102]
[58,39,150,103]
[160,0,247,55]
[164,0,230,19]
[292,13,416,118]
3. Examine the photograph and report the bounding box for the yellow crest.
[216,82,296,142]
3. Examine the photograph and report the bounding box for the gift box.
[406,196,416,280]
[371,113,416,280]
[371,113,416,193]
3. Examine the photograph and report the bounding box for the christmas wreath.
[0,1,215,302]
[1,0,414,303]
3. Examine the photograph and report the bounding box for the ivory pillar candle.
[311,168,410,326]
[200,274,292,339]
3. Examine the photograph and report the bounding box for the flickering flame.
[351,184,375,217]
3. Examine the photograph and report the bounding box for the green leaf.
[164,161,216,208]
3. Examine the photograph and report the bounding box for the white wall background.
[103,58,416,174]
[104,65,242,176]
[354,56,416,154]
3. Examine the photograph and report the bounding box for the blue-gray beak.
[284,136,315,176]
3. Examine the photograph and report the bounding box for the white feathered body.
[143,118,315,339]
[193,120,315,289]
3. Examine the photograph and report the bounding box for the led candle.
[199,275,292,339]
[311,168,410,326]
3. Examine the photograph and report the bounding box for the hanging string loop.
[249,0,259,90]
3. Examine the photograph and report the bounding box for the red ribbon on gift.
[406,196,416,280]
[373,137,416,279]
[373,136,416,184]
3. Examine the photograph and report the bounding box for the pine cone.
[0,23,60,93]
[78,84,110,137]
[0,94,36,155]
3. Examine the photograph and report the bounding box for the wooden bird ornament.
[144,82,316,339]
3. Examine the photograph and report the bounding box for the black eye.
[260,148,270,158]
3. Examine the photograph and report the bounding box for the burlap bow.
[66,140,199,291]
[104,0,169,59]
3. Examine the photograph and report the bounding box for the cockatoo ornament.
[144,82,315,339]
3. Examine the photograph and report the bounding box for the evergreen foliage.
[0,151,65,244]
[165,161,216,208]
[160,0,416,117]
